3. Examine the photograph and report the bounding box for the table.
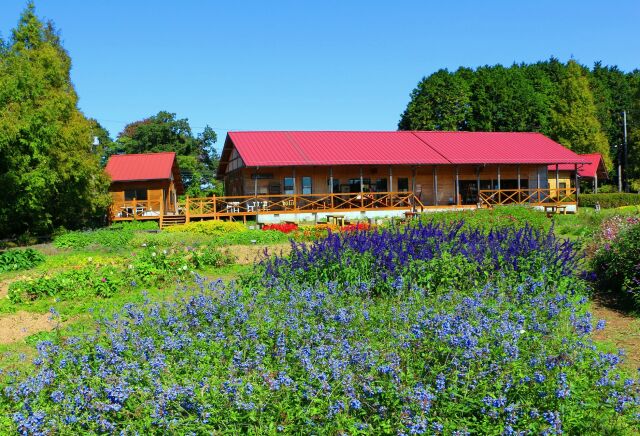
[544,205,567,217]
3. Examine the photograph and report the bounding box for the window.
[124,189,147,201]
[327,178,340,193]
[373,178,388,192]
[398,178,409,192]
[283,177,295,195]
[302,177,312,194]
[348,178,370,192]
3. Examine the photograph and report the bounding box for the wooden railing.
[110,199,163,220]
[479,188,577,207]
[180,191,423,219]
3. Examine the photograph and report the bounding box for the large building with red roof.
[217,131,584,207]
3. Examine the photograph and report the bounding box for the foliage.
[592,218,640,309]
[8,265,124,303]
[579,193,640,208]
[399,58,640,178]
[261,223,298,233]
[2,222,639,434]
[105,111,220,193]
[551,61,611,168]
[422,206,550,232]
[53,221,159,249]
[0,248,44,273]
[0,4,111,239]
[7,245,235,303]
[163,220,246,236]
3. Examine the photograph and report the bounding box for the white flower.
[87,257,93,262]
[128,264,134,270]
[151,252,156,257]
[519,329,526,334]
[182,265,188,271]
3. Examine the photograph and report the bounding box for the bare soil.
[591,299,640,370]
[228,243,291,265]
[0,311,57,345]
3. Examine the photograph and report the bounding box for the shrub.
[0,248,44,273]
[163,220,246,236]
[579,193,640,208]
[8,266,124,303]
[592,219,640,309]
[54,228,137,249]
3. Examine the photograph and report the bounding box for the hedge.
[578,193,640,208]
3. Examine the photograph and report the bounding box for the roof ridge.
[110,151,176,158]
[409,132,454,164]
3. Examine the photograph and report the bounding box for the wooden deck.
[109,188,578,225]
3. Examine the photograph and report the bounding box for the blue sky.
[1,1,638,150]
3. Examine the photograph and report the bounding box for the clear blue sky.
[1,0,638,151]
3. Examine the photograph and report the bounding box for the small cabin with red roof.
[105,152,184,220]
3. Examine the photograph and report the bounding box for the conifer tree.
[551,61,611,168]
[0,4,110,237]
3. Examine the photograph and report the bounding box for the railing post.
[331,192,334,210]
[212,195,216,220]
[185,196,191,223]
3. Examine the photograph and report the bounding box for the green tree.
[398,68,471,130]
[0,4,110,238]
[110,111,220,194]
[551,60,611,168]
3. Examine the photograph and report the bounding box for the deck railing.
[110,199,163,220]
[182,191,423,218]
[479,188,577,207]
[110,188,577,221]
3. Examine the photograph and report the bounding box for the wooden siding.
[229,164,548,206]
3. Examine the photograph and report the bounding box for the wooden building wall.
[225,164,549,205]
[109,180,175,213]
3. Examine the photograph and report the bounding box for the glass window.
[398,178,409,192]
[348,178,370,192]
[283,177,295,195]
[124,189,147,201]
[327,178,340,193]
[374,178,388,192]
[302,177,312,194]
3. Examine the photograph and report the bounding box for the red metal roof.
[412,131,583,165]
[547,153,608,179]
[105,152,177,182]
[220,131,585,176]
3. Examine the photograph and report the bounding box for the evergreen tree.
[398,69,471,131]
[551,61,611,167]
[0,4,110,238]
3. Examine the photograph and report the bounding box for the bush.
[8,266,124,303]
[592,219,640,309]
[0,248,44,273]
[579,193,640,208]
[163,220,246,236]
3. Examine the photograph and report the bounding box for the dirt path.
[591,300,640,370]
[0,311,58,345]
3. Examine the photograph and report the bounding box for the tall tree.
[0,4,110,238]
[110,111,220,195]
[398,68,471,131]
[551,60,611,167]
